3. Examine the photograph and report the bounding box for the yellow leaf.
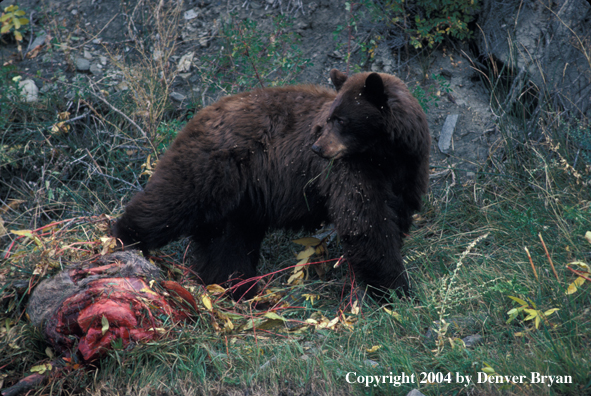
[326,316,339,329]
[585,231,591,244]
[296,246,316,260]
[294,257,309,270]
[224,318,234,330]
[206,284,226,294]
[543,308,559,316]
[315,244,326,256]
[287,270,304,285]
[101,315,109,335]
[508,296,528,306]
[201,294,213,311]
[568,261,590,271]
[514,332,524,337]
[535,315,540,329]
[383,307,402,321]
[45,347,54,359]
[0,199,25,214]
[566,277,585,295]
[481,366,496,374]
[523,309,538,321]
[11,229,34,237]
[350,300,360,315]
[30,364,52,374]
[292,237,321,246]
[139,287,158,296]
[366,345,381,353]
[0,25,10,34]
[302,293,318,304]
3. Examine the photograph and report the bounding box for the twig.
[73,13,121,50]
[85,148,113,191]
[24,11,36,56]
[524,246,539,281]
[87,78,150,140]
[566,266,591,282]
[538,233,559,281]
[235,21,264,88]
[62,113,89,124]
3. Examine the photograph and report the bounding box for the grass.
[2,2,591,396]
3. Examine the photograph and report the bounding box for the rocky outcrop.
[478,0,591,118]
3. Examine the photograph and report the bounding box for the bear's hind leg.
[190,221,266,301]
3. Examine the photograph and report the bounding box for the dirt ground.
[2,0,498,183]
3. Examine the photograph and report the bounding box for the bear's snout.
[311,142,324,156]
[311,130,347,160]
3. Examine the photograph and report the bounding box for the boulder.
[478,0,591,118]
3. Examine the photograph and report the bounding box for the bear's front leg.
[331,197,411,300]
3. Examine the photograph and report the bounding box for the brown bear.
[111,69,430,301]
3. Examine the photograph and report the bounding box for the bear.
[111,69,431,301]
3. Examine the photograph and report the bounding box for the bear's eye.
[330,116,345,126]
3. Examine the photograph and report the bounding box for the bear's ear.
[363,73,388,109]
[330,69,348,91]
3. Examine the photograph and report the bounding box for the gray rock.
[438,114,459,154]
[363,359,379,368]
[169,92,187,102]
[75,58,90,71]
[40,83,57,94]
[90,63,101,75]
[462,334,483,348]
[184,9,199,20]
[18,79,39,102]
[27,34,47,54]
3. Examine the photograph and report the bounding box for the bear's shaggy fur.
[112,69,431,300]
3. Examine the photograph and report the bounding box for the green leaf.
[263,312,286,321]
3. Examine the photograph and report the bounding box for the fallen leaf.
[201,294,213,311]
[101,315,109,335]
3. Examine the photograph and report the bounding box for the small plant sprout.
[1,5,29,53]
[506,296,559,332]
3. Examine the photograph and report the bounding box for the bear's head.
[311,69,426,161]
[311,69,390,160]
